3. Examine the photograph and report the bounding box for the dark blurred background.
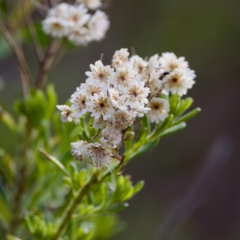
[1,0,240,239]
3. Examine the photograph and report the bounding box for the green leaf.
[6,235,22,240]
[126,139,159,162]
[158,122,186,138]
[134,180,144,194]
[39,149,70,176]
[148,114,174,140]
[174,97,193,117]
[0,189,10,224]
[173,108,201,125]
[141,114,151,134]
[45,84,57,120]
[107,202,129,212]
[0,108,17,132]
[169,94,181,115]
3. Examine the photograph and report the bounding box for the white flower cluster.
[57,49,196,168]
[42,3,109,45]
[76,0,102,10]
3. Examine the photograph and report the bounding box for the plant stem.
[21,1,44,63]
[35,38,60,89]
[52,171,100,240]
[0,21,32,96]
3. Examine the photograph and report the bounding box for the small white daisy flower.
[71,140,89,160]
[42,17,69,38]
[163,69,195,96]
[56,105,79,123]
[108,88,126,110]
[67,4,90,27]
[77,0,102,10]
[125,81,150,108]
[86,60,114,87]
[148,98,169,123]
[130,55,148,74]
[113,110,134,130]
[112,48,130,70]
[159,52,189,72]
[70,89,88,118]
[68,26,92,46]
[88,10,110,41]
[89,92,115,120]
[48,3,70,19]
[92,116,109,129]
[81,83,102,97]
[114,67,137,89]
[101,126,122,148]
[85,143,112,168]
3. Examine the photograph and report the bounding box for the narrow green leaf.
[134,181,145,194]
[173,108,201,126]
[38,149,70,176]
[158,122,186,138]
[174,97,193,117]
[6,235,22,240]
[169,94,181,114]
[107,203,129,212]
[45,84,57,119]
[0,108,17,132]
[141,114,151,134]
[148,114,174,140]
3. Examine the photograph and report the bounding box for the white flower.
[42,17,69,38]
[101,126,122,148]
[92,116,109,129]
[159,52,189,72]
[70,89,88,118]
[108,88,126,110]
[130,55,148,74]
[148,98,169,123]
[125,81,150,108]
[67,4,90,27]
[88,10,110,41]
[146,54,165,83]
[149,78,162,94]
[89,92,115,120]
[85,143,112,168]
[86,60,114,88]
[163,69,195,96]
[113,110,134,130]
[114,67,137,89]
[48,3,70,18]
[77,0,102,10]
[56,105,79,123]
[112,48,129,70]
[71,140,88,160]
[68,26,92,46]
[81,83,102,97]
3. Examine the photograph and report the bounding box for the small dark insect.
[159,71,170,80]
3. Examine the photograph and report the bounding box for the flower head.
[56,105,79,123]
[85,143,112,168]
[148,98,169,123]
[101,126,122,148]
[112,48,129,70]
[159,52,189,72]
[163,69,195,96]
[89,92,115,120]
[77,0,102,10]
[88,10,110,41]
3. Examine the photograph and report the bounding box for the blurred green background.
[1,0,240,239]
